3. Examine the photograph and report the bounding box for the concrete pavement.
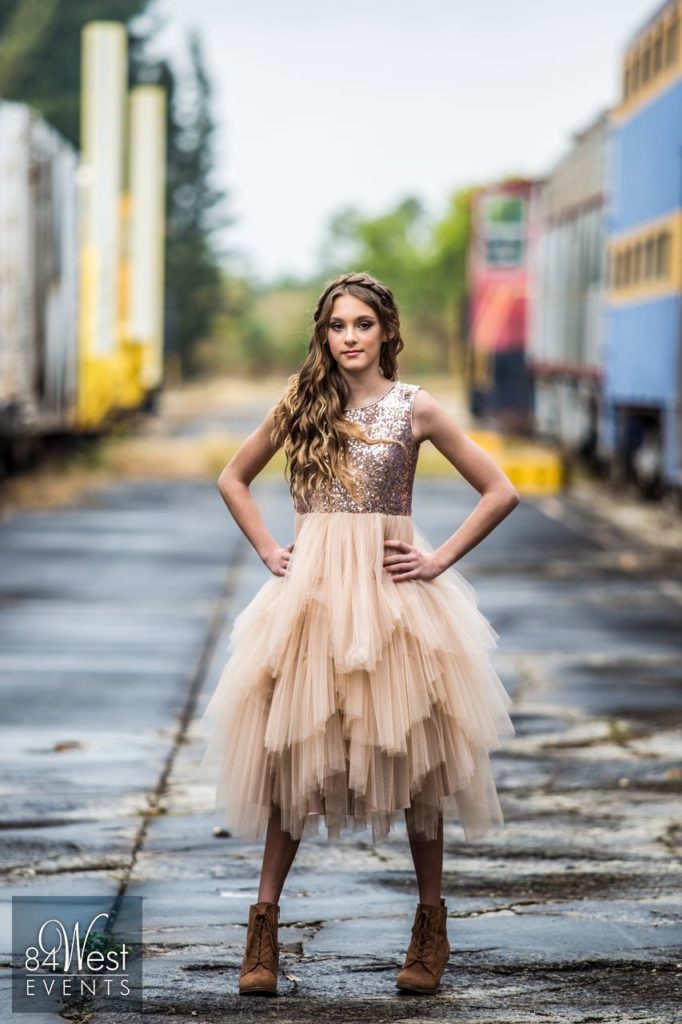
[0,471,680,1023]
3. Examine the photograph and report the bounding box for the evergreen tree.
[0,1,231,379]
[163,30,232,378]
[0,0,151,145]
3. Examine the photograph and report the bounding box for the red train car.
[467,179,536,431]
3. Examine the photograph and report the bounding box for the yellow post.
[127,84,167,396]
[77,21,127,429]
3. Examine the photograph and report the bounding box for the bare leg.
[256,805,301,904]
[404,808,444,907]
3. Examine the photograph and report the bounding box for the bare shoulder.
[410,386,466,446]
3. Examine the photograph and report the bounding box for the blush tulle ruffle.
[197,511,515,842]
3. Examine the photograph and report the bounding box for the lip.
[343,350,362,356]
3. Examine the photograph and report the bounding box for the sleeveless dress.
[197,380,515,843]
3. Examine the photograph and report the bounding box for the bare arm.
[216,402,292,577]
[384,388,521,581]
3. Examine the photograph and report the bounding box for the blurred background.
[1,8,681,1016]
[0,0,681,514]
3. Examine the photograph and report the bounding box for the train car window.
[666,18,679,66]
[614,251,623,289]
[642,43,651,83]
[656,233,670,278]
[632,55,640,92]
[654,235,663,278]
[654,29,664,73]
[644,237,655,279]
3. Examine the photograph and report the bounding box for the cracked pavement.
[0,461,681,1023]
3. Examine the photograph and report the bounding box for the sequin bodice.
[294,380,421,515]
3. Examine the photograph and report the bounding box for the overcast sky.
[150,0,659,282]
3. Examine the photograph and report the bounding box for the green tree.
[0,0,152,145]
[429,186,476,375]
[0,1,232,380]
[162,30,231,378]
[317,188,475,374]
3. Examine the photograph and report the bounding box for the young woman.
[199,271,519,997]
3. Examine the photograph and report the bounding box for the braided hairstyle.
[271,272,408,507]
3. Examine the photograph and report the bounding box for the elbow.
[217,466,249,499]
[503,484,521,512]
[483,483,520,516]
[217,467,234,494]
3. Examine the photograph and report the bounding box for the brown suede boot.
[396,898,450,993]
[238,900,280,996]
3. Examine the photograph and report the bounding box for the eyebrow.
[329,315,375,322]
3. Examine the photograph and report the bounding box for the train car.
[0,101,80,467]
[466,179,536,431]
[0,21,167,474]
[604,0,682,495]
[526,110,610,466]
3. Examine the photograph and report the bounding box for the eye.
[328,321,373,331]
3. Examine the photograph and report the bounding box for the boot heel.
[238,901,280,996]
[396,898,450,994]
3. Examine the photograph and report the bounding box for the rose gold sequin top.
[294,380,422,515]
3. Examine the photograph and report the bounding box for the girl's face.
[326,293,385,375]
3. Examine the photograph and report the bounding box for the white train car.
[0,22,168,477]
[526,109,611,465]
[0,101,79,464]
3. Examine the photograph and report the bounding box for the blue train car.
[603,0,682,495]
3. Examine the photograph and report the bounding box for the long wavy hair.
[271,272,408,506]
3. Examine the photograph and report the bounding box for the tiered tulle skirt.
[198,511,515,842]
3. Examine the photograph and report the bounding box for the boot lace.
[407,907,436,969]
[244,910,278,971]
